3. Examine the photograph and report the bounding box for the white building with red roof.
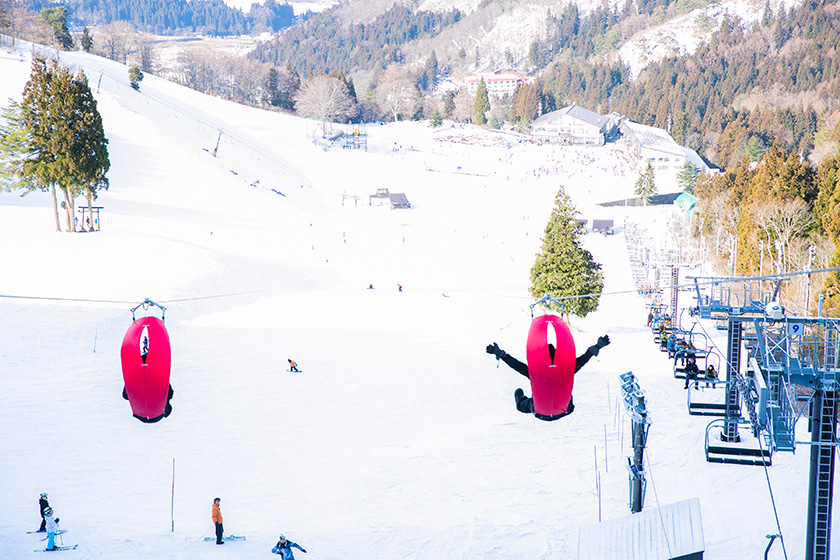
[461,71,536,98]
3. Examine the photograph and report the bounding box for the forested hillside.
[250,0,837,172]
[250,5,462,77]
[551,3,840,170]
[26,0,296,35]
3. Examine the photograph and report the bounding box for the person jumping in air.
[288,359,300,373]
[272,534,306,558]
[486,335,610,420]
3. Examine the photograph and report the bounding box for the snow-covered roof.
[578,498,705,559]
[463,71,535,85]
[622,120,684,156]
[532,104,610,130]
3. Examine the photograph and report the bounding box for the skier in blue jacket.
[272,535,306,558]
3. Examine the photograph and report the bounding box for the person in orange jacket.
[212,498,224,544]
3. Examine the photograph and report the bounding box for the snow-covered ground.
[0,41,833,560]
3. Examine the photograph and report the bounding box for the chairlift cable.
[642,449,673,560]
[757,435,789,560]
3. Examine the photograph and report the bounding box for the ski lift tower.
[744,314,840,560]
[691,275,840,560]
[689,275,783,445]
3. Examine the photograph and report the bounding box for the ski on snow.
[35,545,77,551]
[205,535,246,542]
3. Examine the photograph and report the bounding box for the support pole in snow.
[171,458,175,532]
[620,372,649,513]
[212,131,222,157]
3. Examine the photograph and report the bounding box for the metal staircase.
[806,388,838,560]
[723,319,743,442]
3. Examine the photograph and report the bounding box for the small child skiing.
[272,534,306,558]
[37,493,50,532]
[43,507,60,551]
[288,359,300,373]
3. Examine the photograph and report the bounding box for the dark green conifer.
[529,187,604,320]
[474,79,489,125]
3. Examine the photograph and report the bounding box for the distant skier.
[37,493,50,532]
[43,507,60,551]
[212,498,224,545]
[486,335,610,420]
[288,359,300,373]
[272,534,306,558]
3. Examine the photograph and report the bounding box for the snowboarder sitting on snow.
[486,335,610,420]
[37,493,50,532]
[43,506,60,551]
[272,534,306,558]
[288,359,299,373]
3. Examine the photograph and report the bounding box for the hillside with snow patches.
[0,40,836,559]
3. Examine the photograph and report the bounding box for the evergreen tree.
[40,7,73,50]
[429,107,442,127]
[474,79,489,126]
[634,162,657,205]
[745,136,766,162]
[422,50,438,91]
[264,67,280,107]
[676,161,700,193]
[529,186,604,320]
[1,56,109,231]
[81,26,93,52]
[129,66,144,90]
[443,91,455,120]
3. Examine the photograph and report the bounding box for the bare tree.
[375,65,416,122]
[176,48,219,93]
[294,75,357,137]
[0,1,52,47]
[96,21,135,64]
[452,89,473,123]
[752,198,813,272]
[133,33,157,73]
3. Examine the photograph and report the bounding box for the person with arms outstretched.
[486,334,610,420]
[272,534,306,558]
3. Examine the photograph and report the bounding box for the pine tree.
[40,7,73,50]
[530,187,604,320]
[634,162,657,205]
[129,66,144,90]
[474,79,489,126]
[443,91,455,120]
[429,107,442,127]
[422,50,438,92]
[676,161,700,193]
[264,67,280,107]
[1,55,109,231]
[81,26,94,52]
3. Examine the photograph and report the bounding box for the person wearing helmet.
[288,359,300,373]
[43,506,60,551]
[272,534,306,558]
[37,493,50,532]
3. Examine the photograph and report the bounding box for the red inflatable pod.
[121,316,171,423]
[526,315,576,417]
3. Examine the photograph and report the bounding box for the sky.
[0,39,834,560]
